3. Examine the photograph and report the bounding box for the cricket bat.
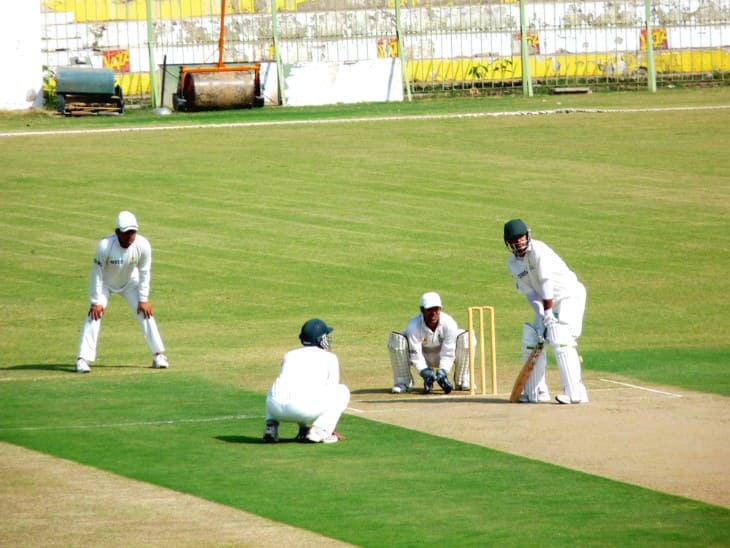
[509,344,544,403]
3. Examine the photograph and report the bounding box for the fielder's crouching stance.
[388,292,472,394]
[504,219,589,404]
[264,319,350,444]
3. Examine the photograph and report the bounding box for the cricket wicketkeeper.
[388,292,472,394]
[503,219,589,404]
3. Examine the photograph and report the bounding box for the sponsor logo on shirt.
[109,254,137,266]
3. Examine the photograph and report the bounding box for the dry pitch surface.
[2,370,728,546]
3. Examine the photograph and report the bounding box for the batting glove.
[543,309,558,327]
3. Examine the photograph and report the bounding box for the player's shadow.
[216,435,304,445]
[351,387,507,404]
[358,396,508,404]
[1,363,142,372]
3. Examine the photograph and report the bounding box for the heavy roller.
[172,0,263,112]
[55,66,124,116]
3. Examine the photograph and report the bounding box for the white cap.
[116,211,139,232]
[420,291,442,309]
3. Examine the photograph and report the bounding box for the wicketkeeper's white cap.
[116,211,139,232]
[420,291,442,309]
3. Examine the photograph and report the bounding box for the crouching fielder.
[388,292,472,394]
[264,319,350,444]
[503,219,589,404]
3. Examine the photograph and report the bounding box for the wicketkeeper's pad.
[452,329,473,390]
[388,331,412,388]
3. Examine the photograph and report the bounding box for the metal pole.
[271,0,285,105]
[518,0,533,97]
[395,1,412,101]
[644,0,657,92]
[160,54,167,106]
[217,0,226,68]
[145,0,158,108]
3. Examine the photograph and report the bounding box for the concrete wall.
[0,2,43,110]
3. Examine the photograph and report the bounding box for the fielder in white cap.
[74,211,168,373]
[387,292,472,394]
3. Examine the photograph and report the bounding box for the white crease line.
[599,378,683,398]
[2,105,729,138]
[0,414,262,432]
[346,407,366,413]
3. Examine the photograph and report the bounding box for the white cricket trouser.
[553,283,586,340]
[266,384,350,435]
[550,283,589,402]
[77,284,165,362]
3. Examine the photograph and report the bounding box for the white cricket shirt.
[88,233,152,304]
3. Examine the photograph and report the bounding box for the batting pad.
[521,323,548,401]
[554,346,589,403]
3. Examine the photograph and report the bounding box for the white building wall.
[0,2,43,110]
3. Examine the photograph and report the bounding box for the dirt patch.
[350,373,730,509]
[0,441,353,547]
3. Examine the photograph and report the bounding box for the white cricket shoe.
[75,358,91,374]
[518,391,551,403]
[306,426,339,444]
[152,353,169,369]
[391,378,414,393]
[555,394,589,404]
[263,421,279,443]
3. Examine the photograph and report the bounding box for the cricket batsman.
[503,219,589,404]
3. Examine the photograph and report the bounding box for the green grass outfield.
[1,88,729,545]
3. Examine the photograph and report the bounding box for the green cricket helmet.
[503,219,531,257]
[299,318,333,350]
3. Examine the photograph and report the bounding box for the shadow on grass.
[216,435,307,445]
[1,363,145,372]
[351,387,392,395]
